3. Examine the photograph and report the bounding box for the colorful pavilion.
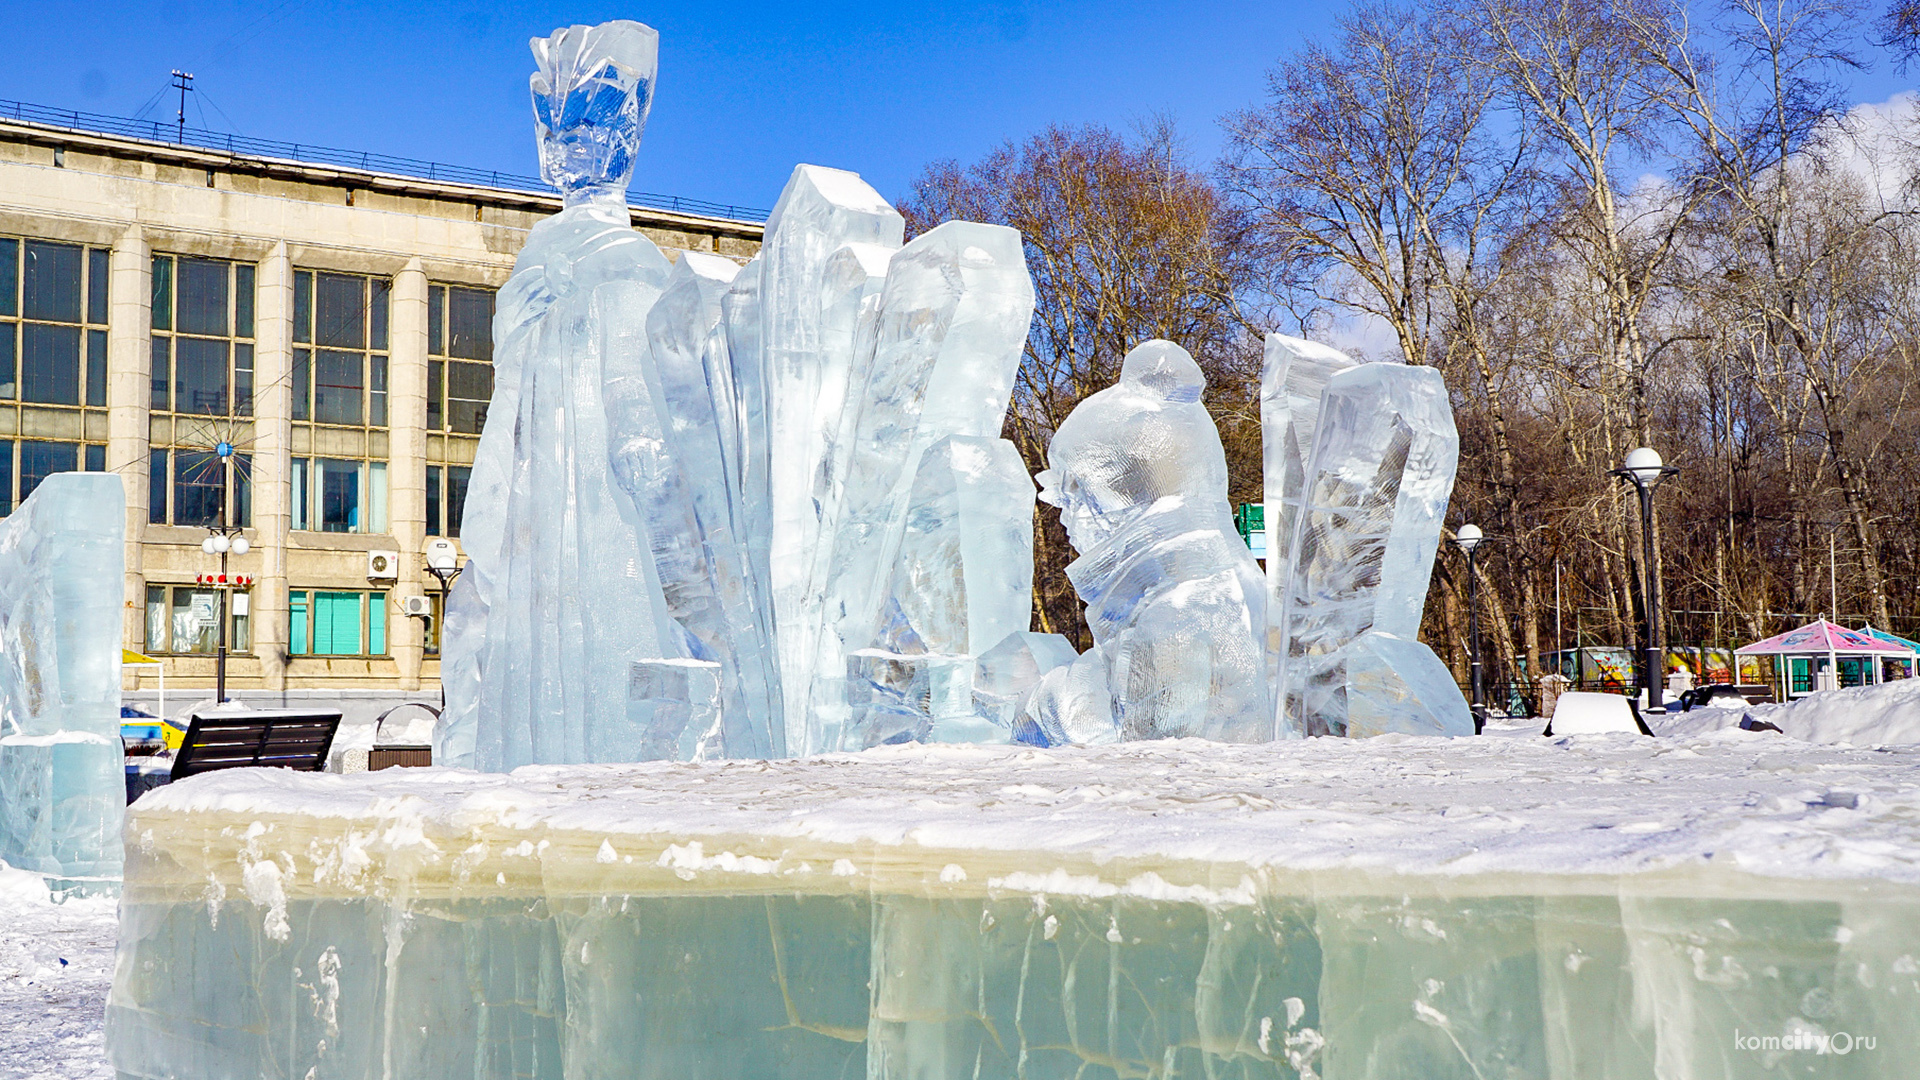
[1735,619,1916,699]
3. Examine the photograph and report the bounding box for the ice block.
[0,472,125,889]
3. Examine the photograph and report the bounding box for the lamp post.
[198,441,249,705]
[421,537,464,709]
[1453,524,1487,733]
[1610,447,1680,714]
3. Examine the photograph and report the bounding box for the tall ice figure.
[439,21,698,769]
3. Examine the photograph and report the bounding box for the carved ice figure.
[804,221,1033,754]
[1026,340,1270,744]
[440,21,685,769]
[644,252,783,758]
[755,165,904,756]
[0,473,124,886]
[843,434,1036,748]
[1271,358,1471,737]
[1259,334,1362,691]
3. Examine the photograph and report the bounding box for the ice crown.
[529,20,659,203]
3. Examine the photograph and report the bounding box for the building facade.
[0,115,762,696]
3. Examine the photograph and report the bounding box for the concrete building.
[0,108,763,704]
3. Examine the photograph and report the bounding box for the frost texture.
[0,473,124,885]
[1270,355,1471,737]
[1030,340,1271,743]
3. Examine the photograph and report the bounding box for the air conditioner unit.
[367,550,401,580]
[399,595,433,618]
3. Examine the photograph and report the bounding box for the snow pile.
[1655,676,1920,745]
[0,862,117,1079]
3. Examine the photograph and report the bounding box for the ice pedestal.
[107,736,1920,1079]
[0,472,124,887]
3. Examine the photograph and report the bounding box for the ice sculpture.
[1271,357,1471,737]
[1258,334,1360,684]
[800,221,1033,755]
[440,21,687,769]
[756,165,905,755]
[644,251,783,758]
[1028,340,1270,743]
[107,739,1920,1080]
[843,435,1037,747]
[973,630,1078,737]
[0,472,125,887]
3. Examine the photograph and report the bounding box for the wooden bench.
[170,708,343,780]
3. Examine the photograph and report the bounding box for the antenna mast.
[170,70,194,143]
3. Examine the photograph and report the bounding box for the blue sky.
[6,1,1917,213]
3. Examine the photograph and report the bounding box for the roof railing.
[0,97,768,224]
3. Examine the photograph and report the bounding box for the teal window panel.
[289,590,308,655]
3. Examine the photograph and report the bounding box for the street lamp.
[418,537,464,708]
[193,440,253,705]
[1453,524,1487,733]
[1610,446,1679,714]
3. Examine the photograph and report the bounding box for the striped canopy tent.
[1736,619,1914,698]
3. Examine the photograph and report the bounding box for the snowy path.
[0,869,116,1080]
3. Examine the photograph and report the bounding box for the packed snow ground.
[0,868,115,1080]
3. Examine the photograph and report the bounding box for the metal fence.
[0,97,769,224]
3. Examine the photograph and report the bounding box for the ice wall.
[1259,334,1361,689]
[1030,341,1270,743]
[756,165,906,755]
[0,473,125,886]
[1271,359,1470,737]
[107,737,1920,1079]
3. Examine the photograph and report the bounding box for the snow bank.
[1654,676,1920,745]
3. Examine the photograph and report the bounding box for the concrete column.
[254,244,294,690]
[389,261,429,691]
[107,226,150,660]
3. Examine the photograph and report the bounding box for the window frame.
[427,283,495,435]
[0,438,110,517]
[0,236,110,408]
[149,254,257,418]
[286,588,389,658]
[143,583,252,656]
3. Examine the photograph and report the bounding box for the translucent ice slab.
[108,734,1920,1079]
[0,473,124,889]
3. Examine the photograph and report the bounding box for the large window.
[144,585,250,655]
[427,284,494,434]
[288,589,387,657]
[0,237,109,407]
[0,439,106,516]
[151,255,255,416]
[292,271,389,426]
[424,464,471,538]
[148,448,252,528]
[291,457,387,534]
